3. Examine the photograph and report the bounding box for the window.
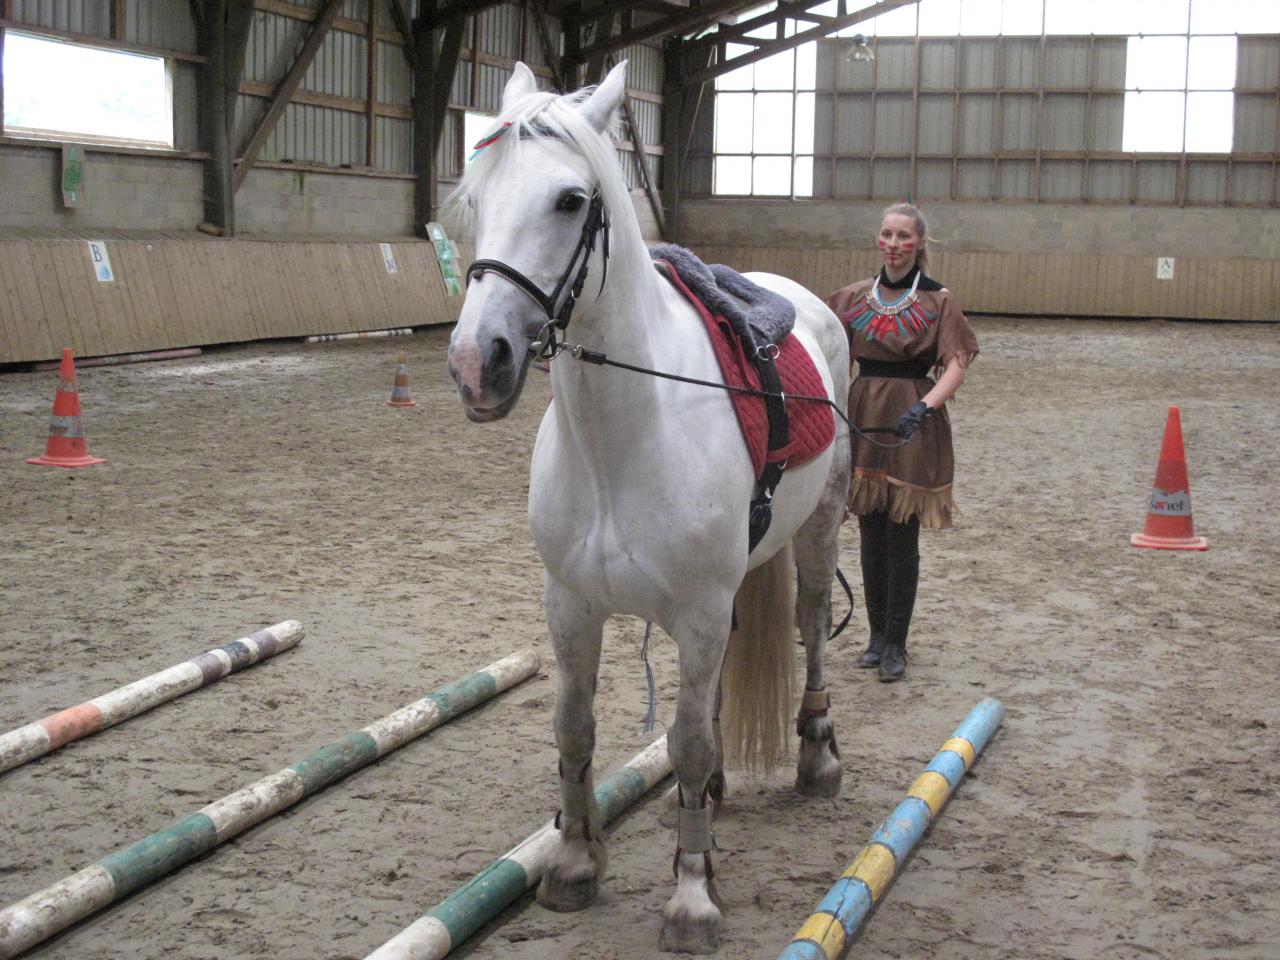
[703,0,1277,203]
[2,31,173,149]
[1123,35,1236,152]
[712,19,817,196]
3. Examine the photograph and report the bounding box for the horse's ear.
[578,60,627,133]
[501,62,539,113]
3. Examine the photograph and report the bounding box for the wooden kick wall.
[0,239,472,365]
[5,240,1274,364]
[690,247,1280,322]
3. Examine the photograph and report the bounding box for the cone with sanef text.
[26,348,107,468]
[387,352,416,408]
[1131,405,1207,551]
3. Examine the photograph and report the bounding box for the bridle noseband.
[465,190,610,360]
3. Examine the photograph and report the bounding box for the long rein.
[556,343,909,451]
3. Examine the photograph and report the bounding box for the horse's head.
[446,61,628,422]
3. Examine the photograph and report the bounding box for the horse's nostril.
[485,337,513,379]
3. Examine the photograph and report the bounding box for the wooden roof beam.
[385,0,417,69]
[233,0,346,192]
[565,0,758,69]
[681,0,917,87]
[421,0,504,28]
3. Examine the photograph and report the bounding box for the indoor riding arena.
[1,3,1276,960]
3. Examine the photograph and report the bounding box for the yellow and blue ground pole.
[779,697,1005,960]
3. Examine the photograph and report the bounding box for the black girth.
[744,333,789,554]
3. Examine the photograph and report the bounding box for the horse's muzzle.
[448,332,526,421]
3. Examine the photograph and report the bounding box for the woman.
[825,203,979,682]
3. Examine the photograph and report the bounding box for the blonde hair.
[880,202,929,274]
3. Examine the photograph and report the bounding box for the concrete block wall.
[235,167,417,237]
[675,199,1280,261]
[1,144,660,243]
[0,145,420,238]
[0,145,203,232]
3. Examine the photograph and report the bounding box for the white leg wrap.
[560,765,593,821]
[678,805,713,855]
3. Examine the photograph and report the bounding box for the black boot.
[856,513,889,668]
[878,517,919,683]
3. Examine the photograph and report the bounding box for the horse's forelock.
[448,85,631,249]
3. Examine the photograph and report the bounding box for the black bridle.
[465,190,610,361]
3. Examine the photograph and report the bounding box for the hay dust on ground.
[1,317,1276,960]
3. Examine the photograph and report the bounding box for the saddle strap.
[748,347,790,553]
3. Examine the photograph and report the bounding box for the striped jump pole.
[779,697,1005,960]
[306,327,415,343]
[366,735,672,960]
[0,650,541,960]
[0,621,305,775]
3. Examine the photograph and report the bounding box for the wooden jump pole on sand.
[0,621,305,775]
[0,650,541,960]
[778,697,1005,960]
[365,735,673,960]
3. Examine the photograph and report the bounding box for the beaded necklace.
[865,269,922,316]
[843,268,936,343]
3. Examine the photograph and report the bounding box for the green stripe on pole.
[0,651,540,960]
[596,766,649,821]
[290,732,380,793]
[428,858,530,947]
[98,814,219,898]
[364,736,671,960]
[426,672,498,719]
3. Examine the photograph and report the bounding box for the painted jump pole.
[365,735,673,960]
[306,327,415,343]
[0,650,541,960]
[0,621,305,775]
[779,697,1005,960]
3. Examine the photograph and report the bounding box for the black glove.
[896,400,932,440]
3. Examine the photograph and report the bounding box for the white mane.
[446,85,639,260]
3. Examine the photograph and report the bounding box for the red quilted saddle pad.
[658,260,836,479]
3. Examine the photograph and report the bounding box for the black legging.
[857,511,920,653]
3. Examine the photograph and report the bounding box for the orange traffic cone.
[1131,405,1207,550]
[387,352,416,408]
[26,348,107,468]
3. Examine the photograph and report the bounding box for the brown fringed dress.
[825,265,979,529]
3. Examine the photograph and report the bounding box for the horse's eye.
[556,191,585,213]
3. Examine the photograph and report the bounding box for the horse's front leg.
[660,608,732,955]
[536,580,608,913]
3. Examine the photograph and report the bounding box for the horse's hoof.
[659,908,722,954]
[796,725,842,797]
[536,872,598,912]
[795,760,843,798]
[707,771,727,806]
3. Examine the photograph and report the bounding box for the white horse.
[446,61,850,954]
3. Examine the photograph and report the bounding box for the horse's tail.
[720,543,796,774]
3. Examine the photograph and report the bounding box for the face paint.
[878,234,917,254]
